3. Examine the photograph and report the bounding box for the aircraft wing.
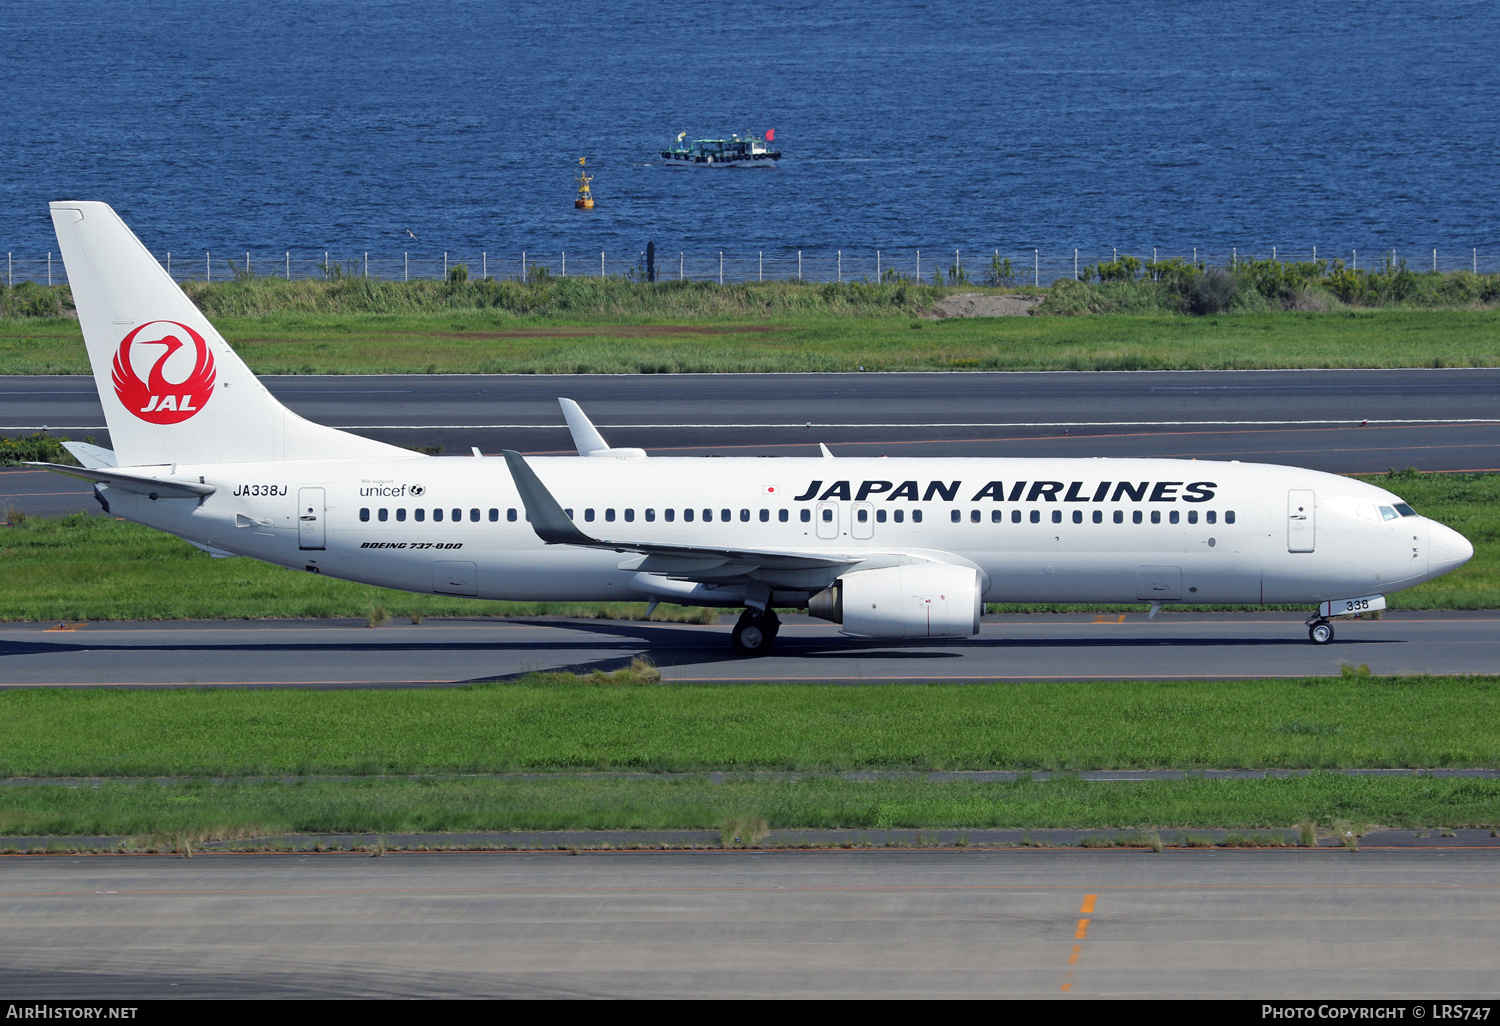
[27,462,216,499]
[502,449,863,585]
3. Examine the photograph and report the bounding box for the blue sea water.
[1,0,1497,270]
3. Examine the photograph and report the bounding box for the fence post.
[522,251,526,280]
[798,250,802,280]
[915,250,919,280]
[208,251,211,283]
[680,252,683,281]
[482,252,486,278]
[1034,249,1038,287]
[166,252,170,279]
[953,250,957,282]
[48,252,52,286]
[1272,246,1276,263]
[404,253,408,281]
[7,252,10,287]
[445,252,448,278]
[563,252,566,277]
[759,251,763,281]
[601,250,605,277]
[323,251,327,278]
[1193,247,1197,266]
[719,251,723,284]
[1475,248,1478,274]
[1074,249,1078,280]
[1153,247,1157,265]
[1312,245,1316,263]
[1433,249,1437,272]
[247,252,251,277]
[877,250,881,279]
[363,252,367,279]
[1353,249,1356,271]
[1232,247,1236,268]
[839,250,843,282]
[286,251,290,280]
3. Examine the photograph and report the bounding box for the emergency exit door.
[1288,489,1315,553]
[297,487,326,550]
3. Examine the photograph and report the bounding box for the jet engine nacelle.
[809,564,983,639]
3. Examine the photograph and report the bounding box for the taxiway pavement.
[2,611,1495,686]
[4,368,1498,516]
[1,848,1495,998]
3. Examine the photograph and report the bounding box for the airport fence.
[3,245,1498,288]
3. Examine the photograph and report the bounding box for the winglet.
[820,443,834,459]
[559,398,610,456]
[500,450,596,545]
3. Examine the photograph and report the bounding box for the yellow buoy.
[574,157,594,210]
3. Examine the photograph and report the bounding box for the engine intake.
[809,564,983,639]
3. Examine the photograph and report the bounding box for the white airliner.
[34,202,1474,654]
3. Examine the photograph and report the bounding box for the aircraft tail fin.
[49,201,412,467]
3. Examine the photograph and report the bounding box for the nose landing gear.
[732,607,781,656]
[1307,616,1334,645]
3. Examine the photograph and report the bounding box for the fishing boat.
[661,131,781,167]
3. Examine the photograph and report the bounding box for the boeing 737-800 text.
[32,202,1474,653]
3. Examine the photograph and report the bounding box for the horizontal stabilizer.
[27,462,215,499]
[60,441,117,469]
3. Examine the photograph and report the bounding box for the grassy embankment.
[1,676,1498,838]
[1,267,1497,375]
[0,471,1494,621]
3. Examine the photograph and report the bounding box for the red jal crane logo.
[111,321,217,424]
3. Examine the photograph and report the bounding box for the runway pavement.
[4,368,1498,515]
[2,611,1496,686]
[1,848,1496,998]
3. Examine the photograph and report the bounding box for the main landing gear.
[732,607,781,656]
[1306,616,1335,645]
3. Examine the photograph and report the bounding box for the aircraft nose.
[1428,521,1474,578]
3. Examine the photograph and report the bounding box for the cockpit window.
[1394,503,1417,517]
[1378,505,1398,521]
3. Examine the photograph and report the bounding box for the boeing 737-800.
[32,202,1474,654]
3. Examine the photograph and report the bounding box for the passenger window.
[433,509,443,522]
[779,509,789,522]
[452,508,461,522]
[605,509,616,522]
[704,509,713,522]
[470,509,480,522]
[1206,511,1217,524]
[913,509,923,523]
[1187,510,1198,524]
[861,509,872,523]
[507,508,517,522]
[800,509,811,523]
[397,509,407,522]
[379,508,389,522]
[624,509,635,522]
[1225,511,1236,524]
[1132,511,1142,524]
[1092,510,1102,524]
[1170,510,1180,524]
[1072,510,1082,524]
[1030,510,1040,524]
[739,509,749,522]
[360,508,370,522]
[821,508,833,522]
[722,509,731,522]
[585,509,595,522]
[1011,510,1021,524]
[893,509,904,523]
[415,509,426,522]
[665,509,675,522]
[991,510,1002,523]
[951,510,961,524]
[1113,510,1122,524]
[564,508,573,520]
[1151,510,1161,524]
[489,508,498,522]
[645,509,656,522]
[760,509,769,522]
[685,508,695,522]
[1052,510,1062,524]
[970,510,981,523]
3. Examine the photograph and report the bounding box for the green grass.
[2,471,1495,620]
[2,676,1499,778]
[1,773,1495,837]
[3,306,1498,375]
